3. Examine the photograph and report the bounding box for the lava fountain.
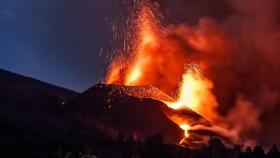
[106,2,238,146]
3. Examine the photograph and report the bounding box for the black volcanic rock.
[65,83,212,145]
[65,83,185,144]
[0,69,78,156]
[0,69,217,156]
[0,68,78,128]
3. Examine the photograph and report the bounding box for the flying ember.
[106,2,237,146]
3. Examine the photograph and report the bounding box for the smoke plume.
[157,0,280,147]
[107,0,280,147]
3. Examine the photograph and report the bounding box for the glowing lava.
[163,64,217,142]
[180,124,190,137]
[106,2,219,144]
[164,64,217,120]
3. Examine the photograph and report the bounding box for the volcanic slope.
[0,68,78,156]
[65,83,211,144]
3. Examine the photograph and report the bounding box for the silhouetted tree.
[239,147,253,158]
[208,138,226,158]
[116,133,124,143]
[267,144,280,158]
[230,145,242,158]
[253,145,265,158]
[141,133,165,158]
[145,133,163,148]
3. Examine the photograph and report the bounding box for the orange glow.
[180,124,190,137]
[165,64,218,120]
[179,124,190,144]
[106,3,229,145]
[164,65,218,141]
[124,6,157,85]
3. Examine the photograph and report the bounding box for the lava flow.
[106,2,233,145]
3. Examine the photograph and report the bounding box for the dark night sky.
[0,0,122,92]
[0,0,231,92]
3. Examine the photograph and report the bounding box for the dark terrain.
[0,68,279,158]
[0,69,78,157]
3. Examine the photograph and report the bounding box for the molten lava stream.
[162,66,216,143]
[106,3,218,145]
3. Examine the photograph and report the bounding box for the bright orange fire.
[163,64,218,143]
[165,64,218,120]
[106,3,222,144]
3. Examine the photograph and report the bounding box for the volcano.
[0,68,230,156]
[65,83,213,146]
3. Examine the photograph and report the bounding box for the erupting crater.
[102,2,241,147]
[66,83,222,148]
